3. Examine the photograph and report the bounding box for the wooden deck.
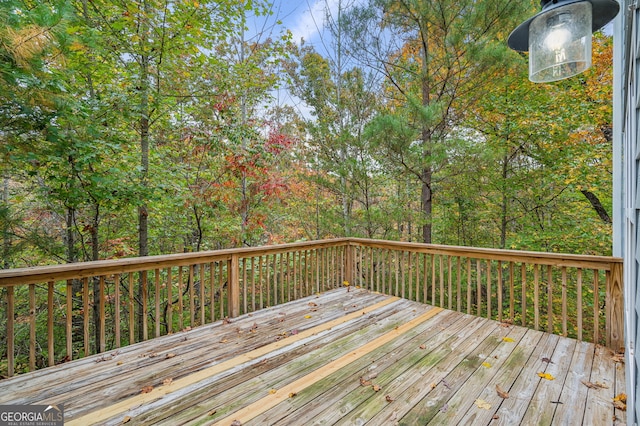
[0,288,626,425]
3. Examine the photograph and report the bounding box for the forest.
[0,0,614,270]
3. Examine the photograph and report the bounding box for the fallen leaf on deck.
[219,338,228,343]
[304,315,312,319]
[207,410,217,416]
[475,399,491,410]
[289,392,297,398]
[419,344,426,350]
[121,416,131,424]
[581,380,609,389]
[230,421,242,426]
[482,362,492,368]
[291,329,299,335]
[308,302,318,307]
[537,372,555,380]
[343,280,350,286]
[163,378,173,386]
[613,399,627,411]
[165,353,176,359]
[492,414,499,420]
[360,377,372,386]
[140,385,154,394]
[117,361,123,365]
[385,395,394,402]
[269,389,277,394]
[250,323,258,332]
[613,393,627,403]
[496,384,509,399]
[611,354,625,363]
[541,357,554,364]
[372,384,382,392]
[182,326,191,332]
[439,403,449,413]
[430,382,437,389]
[502,337,515,343]
[223,317,232,325]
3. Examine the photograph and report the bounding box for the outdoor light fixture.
[507,0,619,83]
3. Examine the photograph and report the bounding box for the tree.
[342,0,528,243]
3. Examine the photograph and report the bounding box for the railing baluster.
[476,259,482,317]
[447,256,453,310]
[166,268,172,334]
[440,256,445,308]
[431,254,436,306]
[29,283,36,371]
[561,267,568,336]
[593,269,600,343]
[487,260,492,320]
[577,268,583,341]
[66,280,73,358]
[83,277,90,353]
[190,265,196,326]
[7,286,14,376]
[99,276,105,353]
[154,270,161,337]
[547,266,553,334]
[47,281,54,366]
[497,261,503,323]
[456,257,462,312]
[521,264,527,327]
[534,264,540,331]
[466,258,472,315]
[177,267,184,331]
[509,262,514,323]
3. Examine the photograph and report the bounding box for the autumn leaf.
[482,362,492,368]
[430,382,437,389]
[502,337,515,343]
[360,377,372,386]
[475,399,491,410]
[269,389,277,394]
[581,380,609,389]
[537,372,555,380]
[207,410,217,416]
[613,393,627,403]
[308,302,317,307]
[343,280,350,286]
[289,392,297,398]
[121,416,131,424]
[372,384,382,392]
[165,353,176,359]
[230,421,242,426]
[163,378,173,386]
[613,394,627,411]
[496,384,509,399]
[419,344,427,350]
[140,385,154,394]
[611,353,625,363]
[541,357,554,364]
[385,395,394,402]
[304,315,312,319]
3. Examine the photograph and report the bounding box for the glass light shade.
[528,2,592,83]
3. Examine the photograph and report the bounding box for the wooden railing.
[0,238,623,378]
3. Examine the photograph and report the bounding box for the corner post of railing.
[606,261,624,351]
[345,241,354,286]
[228,254,240,318]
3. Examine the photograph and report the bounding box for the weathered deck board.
[0,288,624,425]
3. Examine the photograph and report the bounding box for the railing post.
[228,254,240,318]
[345,243,353,286]
[606,261,624,351]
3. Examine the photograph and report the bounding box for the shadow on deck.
[0,288,626,425]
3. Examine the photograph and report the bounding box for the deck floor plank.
[0,288,623,426]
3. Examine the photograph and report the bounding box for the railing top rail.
[0,238,351,287]
[348,238,622,270]
[0,237,620,287]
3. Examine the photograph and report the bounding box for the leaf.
[581,380,609,389]
[613,393,627,403]
[482,362,492,368]
[163,378,173,386]
[537,372,555,380]
[304,315,312,319]
[496,384,509,399]
[360,377,372,386]
[419,344,427,350]
[372,384,382,392]
[165,353,176,359]
[439,403,449,413]
[288,392,297,398]
[121,416,131,424]
[230,421,242,426]
[385,395,394,402]
[611,353,625,363]
[541,357,554,364]
[502,337,515,342]
[475,399,491,410]
[269,389,277,394]
[140,385,153,394]
[207,410,217,416]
